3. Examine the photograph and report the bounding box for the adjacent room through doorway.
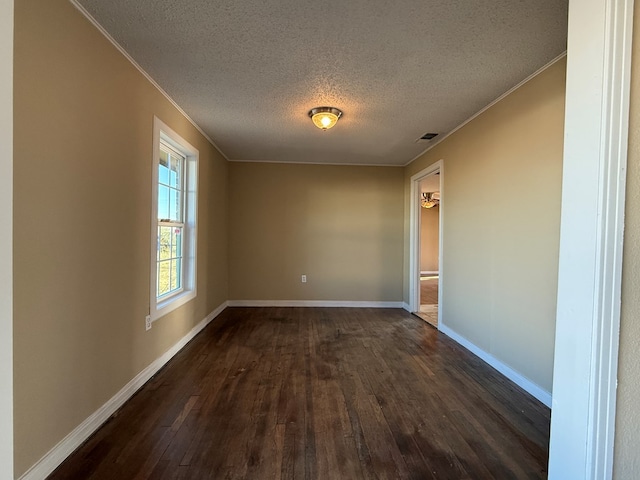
[415,172,440,327]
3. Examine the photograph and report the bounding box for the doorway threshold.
[414,308,438,328]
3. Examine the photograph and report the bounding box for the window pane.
[158,185,169,220]
[169,188,181,221]
[171,227,182,258]
[158,226,172,260]
[159,148,169,168]
[159,163,169,186]
[171,258,181,291]
[158,260,171,296]
[169,154,181,189]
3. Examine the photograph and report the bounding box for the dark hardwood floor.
[49,307,550,479]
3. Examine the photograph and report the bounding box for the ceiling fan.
[421,192,440,209]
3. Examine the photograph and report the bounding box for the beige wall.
[404,58,566,393]
[228,162,404,302]
[613,5,640,478]
[13,0,228,476]
[420,206,439,272]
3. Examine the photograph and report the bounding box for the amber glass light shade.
[308,107,343,130]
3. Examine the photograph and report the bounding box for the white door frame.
[0,0,13,478]
[409,160,443,326]
[548,0,633,478]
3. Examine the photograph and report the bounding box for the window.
[157,142,185,298]
[150,117,198,321]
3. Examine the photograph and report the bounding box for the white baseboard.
[19,301,229,480]
[439,323,552,408]
[402,302,412,312]
[227,300,404,308]
[420,270,439,276]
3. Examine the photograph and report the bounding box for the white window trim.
[150,116,198,322]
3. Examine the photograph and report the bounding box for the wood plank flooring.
[420,277,438,305]
[48,307,550,479]
[417,278,439,326]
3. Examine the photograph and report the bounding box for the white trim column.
[0,0,13,478]
[548,0,634,478]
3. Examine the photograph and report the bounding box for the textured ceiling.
[75,0,568,166]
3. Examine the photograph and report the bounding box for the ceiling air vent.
[420,132,438,141]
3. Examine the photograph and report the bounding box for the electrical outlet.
[145,315,152,331]
[301,274,307,283]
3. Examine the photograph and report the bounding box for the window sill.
[151,289,196,322]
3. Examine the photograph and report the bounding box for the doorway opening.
[416,175,440,326]
[409,161,443,328]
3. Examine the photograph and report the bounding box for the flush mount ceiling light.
[308,107,343,131]
[421,192,440,209]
